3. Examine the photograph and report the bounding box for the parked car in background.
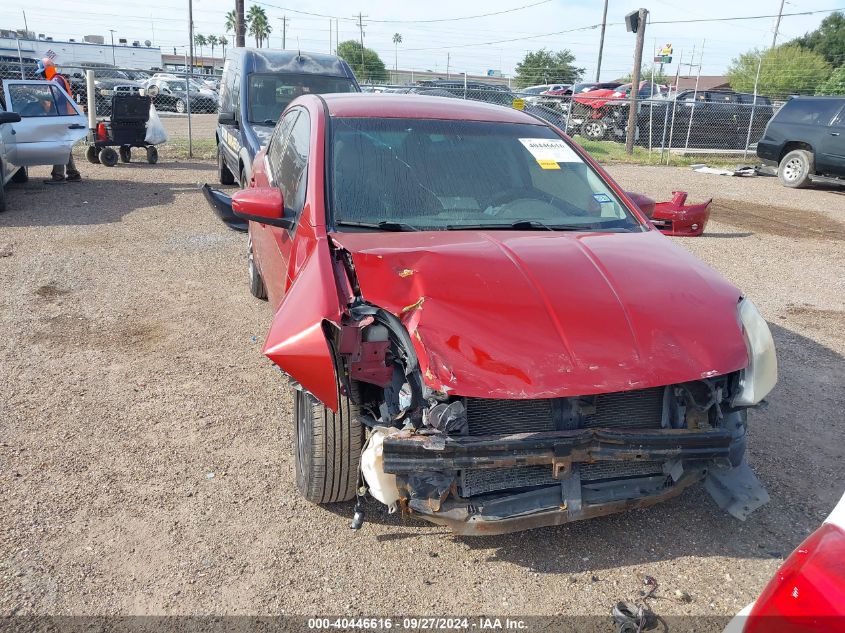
[215,48,360,195]
[756,96,845,188]
[570,81,668,140]
[521,83,569,103]
[203,93,776,535]
[723,491,845,633]
[66,64,145,114]
[0,79,88,212]
[626,89,775,149]
[147,78,217,114]
[417,80,516,106]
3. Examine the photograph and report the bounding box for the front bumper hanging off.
[382,427,768,535]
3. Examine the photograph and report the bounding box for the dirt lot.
[1,159,844,626]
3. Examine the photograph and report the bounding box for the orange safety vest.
[45,67,76,114]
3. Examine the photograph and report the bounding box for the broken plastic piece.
[704,460,770,520]
[425,401,467,434]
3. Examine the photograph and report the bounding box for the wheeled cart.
[85,93,159,167]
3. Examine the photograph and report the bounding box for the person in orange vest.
[37,58,82,183]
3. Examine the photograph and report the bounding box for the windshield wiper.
[335,220,419,232]
[446,220,579,231]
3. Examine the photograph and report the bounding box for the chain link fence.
[365,81,787,160]
[0,56,791,163]
[0,59,220,118]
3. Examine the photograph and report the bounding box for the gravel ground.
[1,159,843,626]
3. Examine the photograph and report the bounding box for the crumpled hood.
[330,229,748,399]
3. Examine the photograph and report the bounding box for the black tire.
[218,143,235,185]
[99,147,119,167]
[175,99,186,114]
[778,149,813,189]
[10,166,28,183]
[146,146,159,164]
[581,119,607,141]
[0,167,7,213]
[86,145,101,164]
[247,235,267,300]
[119,146,131,163]
[240,167,249,189]
[294,381,364,504]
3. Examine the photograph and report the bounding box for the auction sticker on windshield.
[519,138,582,169]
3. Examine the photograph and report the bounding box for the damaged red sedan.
[203,94,777,535]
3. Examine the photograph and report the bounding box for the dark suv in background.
[756,96,845,188]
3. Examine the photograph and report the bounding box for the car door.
[816,104,845,177]
[2,80,87,167]
[254,107,310,308]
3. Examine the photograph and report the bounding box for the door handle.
[831,132,841,136]
[68,124,85,129]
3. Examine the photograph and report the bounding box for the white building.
[0,32,161,69]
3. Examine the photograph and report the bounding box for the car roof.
[319,93,545,124]
[229,48,355,79]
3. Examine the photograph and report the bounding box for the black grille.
[465,386,664,435]
[580,460,663,481]
[466,398,554,435]
[461,388,667,496]
[460,465,556,497]
[583,387,664,429]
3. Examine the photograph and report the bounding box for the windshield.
[248,73,356,124]
[330,118,643,232]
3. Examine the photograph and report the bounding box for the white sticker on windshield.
[519,138,583,165]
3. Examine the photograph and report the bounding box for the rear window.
[248,73,356,125]
[776,99,844,125]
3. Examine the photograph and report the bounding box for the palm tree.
[224,10,237,36]
[194,34,207,64]
[208,34,219,62]
[219,35,228,58]
[392,33,402,73]
[247,5,272,48]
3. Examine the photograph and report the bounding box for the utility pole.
[279,16,286,49]
[771,0,786,48]
[446,52,450,79]
[335,19,339,55]
[22,10,28,36]
[109,29,116,65]
[235,0,245,47]
[356,12,367,81]
[329,19,332,54]
[595,0,608,82]
[625,8,648,155]
[188,0,194,72]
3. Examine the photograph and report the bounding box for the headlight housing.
[732,298,777,406]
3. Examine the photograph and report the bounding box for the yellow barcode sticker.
[537,159,561,170]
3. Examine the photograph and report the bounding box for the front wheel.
[119,146,131,163]
[778,149,813,188]
[218,143,235,185]
[581,118,607,141]
[175,99,186,114]
[247,235,267,300]
[86,145,101,164]
[294,382,364,504]
[10,167,28,183]
[146,146,159,164]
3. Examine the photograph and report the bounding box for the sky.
[0,0,839,80]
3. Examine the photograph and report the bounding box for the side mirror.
[0,111,22,124]
[626,191,655,219]
[232,187,294,229]
[218,111,237,126]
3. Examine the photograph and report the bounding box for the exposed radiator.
[465,386,664,435]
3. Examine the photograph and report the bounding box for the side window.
[267,109,299,183]
[778,99,842,125]
[8,84,72,117]
[278,110,310,224]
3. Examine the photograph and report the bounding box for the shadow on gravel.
[701,232,754,239]
[0,177,189,227]
[331,323,844,574]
